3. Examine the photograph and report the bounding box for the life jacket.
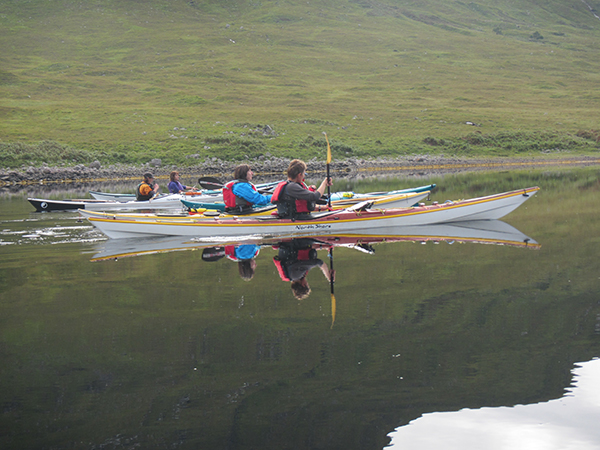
[223,180,254,212]
[225,245,239,261]
[272,246,316,281]
[136,181,155,201]
[271,181,315,218]
[225,245,260,261]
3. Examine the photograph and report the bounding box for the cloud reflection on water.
[387,358,600,450]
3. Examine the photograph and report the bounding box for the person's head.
[238,259,257,281]
[234,164,252,181]
[287,159,307,181]
[291,278,311,300]
[170,171,179,182]
[143,172,154,183]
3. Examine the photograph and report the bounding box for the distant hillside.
[1,0,599,166]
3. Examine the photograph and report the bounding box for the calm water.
[1,167,600,449]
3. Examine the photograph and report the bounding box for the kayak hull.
[80,187,539,239]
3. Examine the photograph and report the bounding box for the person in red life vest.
[136,172,160,201]
[223,164,272,213]
[271,159,332,219]
[272,238,335,300]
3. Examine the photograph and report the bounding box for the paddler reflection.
[272,238,335,300]
[202,244,260,281]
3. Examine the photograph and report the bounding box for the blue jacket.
[232,182,272,206]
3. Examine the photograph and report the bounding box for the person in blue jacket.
[223,165,272,213]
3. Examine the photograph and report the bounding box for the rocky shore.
[2,155,599,188]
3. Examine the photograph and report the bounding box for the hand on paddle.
[316,177,332,197]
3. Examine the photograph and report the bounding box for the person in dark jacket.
[136,173,160,201]
[271,159,331,219]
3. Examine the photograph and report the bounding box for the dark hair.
[238,259,256,281]
[143,172,154,181]
[170,171,179,182]
[287,159,306,180]
[234,164,251,180]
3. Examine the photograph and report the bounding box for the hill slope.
[1,0,599,166]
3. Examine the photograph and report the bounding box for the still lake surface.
[1,166,599,449]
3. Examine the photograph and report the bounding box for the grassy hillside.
[1,0,600,167]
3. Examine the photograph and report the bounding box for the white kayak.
[88,180,281,202]
[82,193,221,211]
[79,187,540,239]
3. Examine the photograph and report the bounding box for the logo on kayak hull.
[294,224,332,231]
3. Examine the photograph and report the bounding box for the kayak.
[74,191,429,222]
[89,219,539,261]
[79,187,540,239]
[88,180,281,202]
[181,184,436,212]
[29,192,222,212]
[32,183,435,212]
[182,190,430,214]
[89,190,221,202]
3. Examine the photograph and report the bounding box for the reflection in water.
[3,169,600,450]
[272,238,334,300]
[89,220,539,302]
[203,244,261,281]
[89,219,540,262]
[387,358,600,450]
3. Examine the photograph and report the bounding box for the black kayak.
[28,198,90,212]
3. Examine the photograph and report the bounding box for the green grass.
[1,0,600,167]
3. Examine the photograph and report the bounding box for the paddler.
[272,238,335,300]
[222,164,272,213]
[136,172,160,201]
[167,171,197,194]
[271,159,332,219]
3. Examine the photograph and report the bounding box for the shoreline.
[2,155,600,188]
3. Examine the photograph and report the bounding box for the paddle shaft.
[327,163,331,209]
[329,247,334,294]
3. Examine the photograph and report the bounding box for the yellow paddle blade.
[330,293,336,328]
[324,132,332,164]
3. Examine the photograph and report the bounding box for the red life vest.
[225,245,239,261]
[272,248,314,281]
[223,180,254,210]
[271,181,313,215]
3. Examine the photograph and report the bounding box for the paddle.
[323,132,332,209]
[198,176,278,194]
[198,176,224,190]
[329,246,336,329]
[201,247,226,262]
